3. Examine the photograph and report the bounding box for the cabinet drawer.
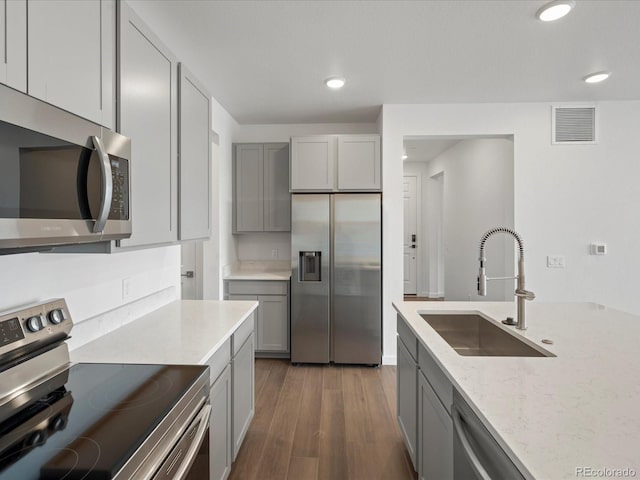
[418,342,453,414]
[232,312,255,357]
[206,338,231,384]
[397,314,418,362]
[227,281,288,296]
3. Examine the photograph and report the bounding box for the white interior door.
[181,242,202,299]
[403,176,418,295]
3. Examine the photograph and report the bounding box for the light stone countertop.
[223,261,291,281]
[393,301,640,480]
[71,300,258,365]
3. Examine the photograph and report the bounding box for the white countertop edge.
[191,301,258,365]
[70,300,259,367]
[392,301,536,479]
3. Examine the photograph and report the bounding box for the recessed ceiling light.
[583,71,611,84]
[402,154,408,160]
[536,0,575,22]
[325,77,346,89]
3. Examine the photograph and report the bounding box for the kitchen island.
[72,299,258,480]
[394,301,640,479]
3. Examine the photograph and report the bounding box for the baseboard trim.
[382,354,397,365]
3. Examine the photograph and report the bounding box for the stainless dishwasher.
[452,390,526,480]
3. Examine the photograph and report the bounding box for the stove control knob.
[48,309,64,325]
[26,430,46,447]
[50,414,67,432]
[26,316,44,332]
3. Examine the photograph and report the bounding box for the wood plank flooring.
[229,359,417,480]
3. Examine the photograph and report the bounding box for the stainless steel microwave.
[0,84,131,253]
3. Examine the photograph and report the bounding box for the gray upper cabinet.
[290,134,381,192]
[233,143,290,233]
[290,136,335,191]
[264,144,291,231]
[27,0,115,128]
[0,0,27,92]
[118,1,178,248]
[337,135,381,190]
[234,144,264,232]
[178,63,212,241]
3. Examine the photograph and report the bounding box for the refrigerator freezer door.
[332,194,382,365]
[291,195,331,363]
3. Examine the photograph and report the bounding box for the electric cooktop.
[0,362,208,480]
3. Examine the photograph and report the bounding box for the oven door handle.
[167,404,211,480]
[91,135,113,234]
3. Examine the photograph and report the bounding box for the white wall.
[202,97,239,299]
[405,138,514,301]
[382,101,640,363]
[0,246,181,350]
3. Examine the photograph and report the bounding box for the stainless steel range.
[0,299,210,479]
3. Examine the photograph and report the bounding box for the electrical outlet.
[271,249,278,258]
[122,278,132,300]
[547,255,566,268]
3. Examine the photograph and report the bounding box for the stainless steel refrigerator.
[291,193,382,365]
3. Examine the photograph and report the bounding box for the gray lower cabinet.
[232,331,255,460]
[233,143,290,233]
[227,281,290,354]
[418,370,453,480]
[118,1,178,248]
[210,364,232,480]
[27,0,115,128]
[397,336,418,469]
[0,0,27,92]
[398,314,453,479]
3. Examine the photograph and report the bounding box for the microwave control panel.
[109,158,129,220]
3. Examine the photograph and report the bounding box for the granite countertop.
[393,300,640,480]
[223,261,291,281]
[71,300,258,365]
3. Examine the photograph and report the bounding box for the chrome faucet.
[477,227,535,330]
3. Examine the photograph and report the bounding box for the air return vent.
[552,106,597,144]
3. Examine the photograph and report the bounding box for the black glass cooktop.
[0,363,207,480]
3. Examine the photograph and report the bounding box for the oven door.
[152,404,211,480]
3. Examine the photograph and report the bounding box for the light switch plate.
[547,255,566,268]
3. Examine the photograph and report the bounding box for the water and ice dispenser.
[299,251,321,281]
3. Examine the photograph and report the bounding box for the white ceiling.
[128,0,640,125]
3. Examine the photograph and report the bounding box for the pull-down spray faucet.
[477,227,535,330]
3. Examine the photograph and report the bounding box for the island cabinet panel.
[118,1,178,247]
[0,0,27,92]
[418,371,453,480]
[231,331,254,460]
[178,63,211,241]
[27,0,115,128]
[397,335,418,469]
[210,364,232,480]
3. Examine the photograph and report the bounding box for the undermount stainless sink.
[420,314,554,357]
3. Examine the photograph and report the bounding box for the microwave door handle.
[91,136,113,233]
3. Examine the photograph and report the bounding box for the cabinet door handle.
[91,136,113,234]
[452,406,491,480]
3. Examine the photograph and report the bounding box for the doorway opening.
[402,135,514,301]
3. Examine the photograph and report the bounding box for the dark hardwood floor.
[229,359,417,480]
